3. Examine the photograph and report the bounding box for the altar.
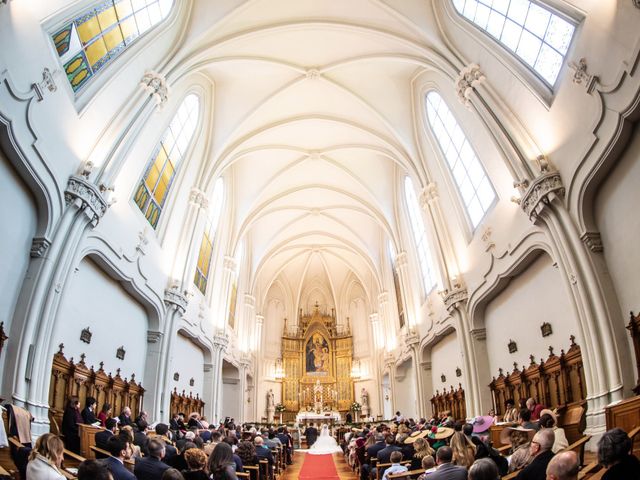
[295,411,341,425]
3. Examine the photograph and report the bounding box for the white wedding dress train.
[307,425,343,455]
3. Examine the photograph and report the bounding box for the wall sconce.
[540,322,553,337]
[80,327,92,344]
[508,340,518,354]
[173,372,180,381]
[455,367,462,377]
[116,346,126,360]
[440,374,446,383]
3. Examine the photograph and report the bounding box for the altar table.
[295,411,341,425]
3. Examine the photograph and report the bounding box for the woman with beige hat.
[539,409,569,453]
[499,426,536,473]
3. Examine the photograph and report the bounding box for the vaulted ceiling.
[168,0,455,311]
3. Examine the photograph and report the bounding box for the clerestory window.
[194,179,224,295]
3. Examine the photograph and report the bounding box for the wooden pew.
[245,464,260,480]
[577,461,602,479]
[558,435,591,467]
[502,470,520,480]
[387,469,425,480]
[79,423,105,459]
[375,461,411,480]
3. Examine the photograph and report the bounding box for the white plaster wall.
[169,333,205,398]
[484,254,579,378]
[430,331,465,394]
[53,258,148,382]
[221,361,241,421]
[394,358,417,418]
[595,128,640,320]
[0,153,36,333]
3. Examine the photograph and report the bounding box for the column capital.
[455,63,486,108]
[378,291,389,303]
[213,332,229,351]
[520,171,565,222]
[244,294,255,307]
[65,175,109,226]
[439,287,469,313]
[395,251,408,268]
[419,182,439,211]
[470,328,487,341]
[203,363,214,373]
[369,313,379,324]
[30,237,52,258]
[140,70,170,108]
[164,285,188,314]
[147,331,163,343]
[188,187,209,210]
[580,231,603,253]
[255,314,264,325]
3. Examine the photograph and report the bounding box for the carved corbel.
[455,63,486,107]
[213,332,229,352]
[189,187,209,210]
[64,175,109,226]
[140,70,170,108]
[30,237,52,258]
[520,171,565,222]
[568,58,598,93]
[439,287,469,313]
[580,231,603,252]
[164,285,188,314]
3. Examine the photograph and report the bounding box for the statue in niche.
[361,388,370,416]
[266,389,275,423]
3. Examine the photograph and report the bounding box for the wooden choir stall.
[169,387,205,417]
[488,336,587,447]
[430,384,467,421]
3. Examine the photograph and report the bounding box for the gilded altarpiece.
[281,304,354,413]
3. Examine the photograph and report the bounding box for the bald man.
[546,451,579,480]
[516,429,555,480]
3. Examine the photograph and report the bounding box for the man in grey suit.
[427,447,468,480]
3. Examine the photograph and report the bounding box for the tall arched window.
[425,92,496,229]
[133,94,199,228]
[194,179,224,295]
[404,177,438,294]
[51,0,174,93]
[452,0,575,86]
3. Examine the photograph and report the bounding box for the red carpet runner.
[299,453,340,480]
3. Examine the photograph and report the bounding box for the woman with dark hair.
[538,410,568,453]
[97,403,112,428]
[208,443,239,480]
[162,468,186,480]
[81,397,98,424]
[61,397,82,453]
[597,428,640,479]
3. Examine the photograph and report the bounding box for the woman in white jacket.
[539,410,569,453]
[26,433,66,480]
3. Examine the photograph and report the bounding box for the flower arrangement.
[351,402,362,412]
[275,403,286,413]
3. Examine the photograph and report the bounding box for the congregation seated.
[168,440,197,470]
[96,418,118,453]
[518,409,539,432]
[181,447,208,480]
[254,436,274,469]
[450,431,475,468]
[119,407,134,428]
[545,450,579,480]
[78,459,114,480]
[410,437,435,470]
[502,399,519,424]
[526,398,545,422]
[499,426,535,472]
[538,411,568,453]
[121,425,145,459]
[132,421,151,457]
[382,451,407,480]
[104,435,136,480]
[81,397,99,425]
[427,446,467,480]
[134,438,171,480]
[26,432,66,480]
[162,468,186,480]
[98,403,113,428]
[597,427,640,479]
[155,423,178,460]
[514,429,555,480]
[208,442,239,480]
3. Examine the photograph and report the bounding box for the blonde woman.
[120,425,143,458]
[411,437,435,470]
[26,433,66,480]
[450,431,476,468]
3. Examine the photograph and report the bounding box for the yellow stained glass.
[153,180,167,204]
[120,17,138,40]
[115,0,133,20]
[103,25,124,51]
[85,38,108,67]
[97,6,118,31]
[66,56,84,74]
[145,148,166,189]
[71,69,89,87]
[160,160,175,187]
[77,15,101,44]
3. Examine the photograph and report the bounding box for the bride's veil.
[320,424,330,436]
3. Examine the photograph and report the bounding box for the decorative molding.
[255,314,264,326]
[147,331,162,343]
[421,361,432,370]
[440,287,469,312]
[30,237,51,258]
[135,228,149,256]
[203,363,213,373]
[164,286,188,313]
[32,68,58,101]
[470,328,486,341]
[419,182,439,211]
[64,175,108,225]
[580,231,603,252]
[305,68,321,80]
[213,332,229,351]
[403,331,420,348]
[244,294,255,307]
[568,58,597,93]
[395,251,408,268]
[139,70,170,108]
[634,0,640,8]
[188,187,209,210]
[378,291,389,303]
[481,227,495,252]
[455,63,486,107]
[520,172,565,222]
[223,255,237,273]
[0,322,7,355]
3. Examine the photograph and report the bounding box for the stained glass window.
[404,177,438,294]
[425,92,496,229]
[133,94,199,228]
[451,0,575,86]
[51,0,174,93]
[194,179,224,295]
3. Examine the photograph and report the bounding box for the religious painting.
[305,333,330,376]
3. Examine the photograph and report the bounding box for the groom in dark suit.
[304,423,319,447]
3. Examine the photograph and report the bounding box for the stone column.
[517,170,628,437]
[211,333,229,422]
[237,358,250,423]
[241,294,256,352]
[254,315,264,352]
[421,360,434,417]
[202,363,214,420]
[405,331,424,417]
[378,292,395,350]
[394,251,415,329]
[217,256,237,331]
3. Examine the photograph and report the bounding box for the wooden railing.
[489,335,586,416]
[169,387,204,417]
[48,344,144,431]
[430,384,466,420]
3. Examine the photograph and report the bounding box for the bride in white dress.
[308,425,343,455]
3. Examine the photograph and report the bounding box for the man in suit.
[516,429,555,480]
[133,421,150,457]
[255,436,275,473]
[82,397,99,425]
[375,434,403,479]
[304,423,319,447]
[428,447,468,480]
[360,434,385,480]
[546,451,579,480]
[133,439,171,480]
[118,406,133,427]
[95,418,117,452]
[154,423,178,461]
[103,436,136,480]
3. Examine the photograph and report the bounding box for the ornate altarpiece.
[281,304,354,413]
